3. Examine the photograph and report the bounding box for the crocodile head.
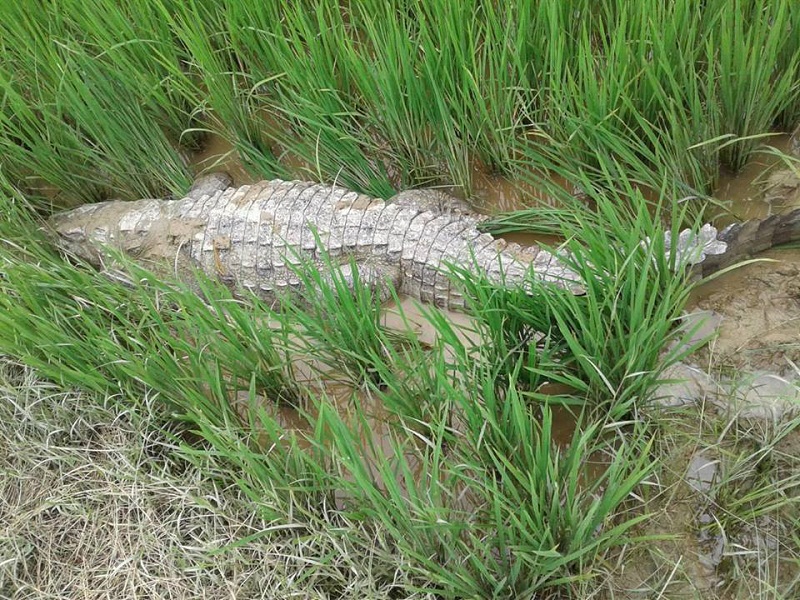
[51,197,177,269]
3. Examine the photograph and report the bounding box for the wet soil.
[230,296,589,501]
[690,249,800,376]
[689,158,800,377]
[713,134,795,224]
[190,134,258,187]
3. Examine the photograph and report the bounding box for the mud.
[683,131,800,378]
[690,248,800,376]
[178,128,800,512]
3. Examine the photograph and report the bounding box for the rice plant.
[0,1,193,203]
[0,173,670,596]
[2,0,796,205]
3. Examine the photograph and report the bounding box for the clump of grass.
[316,364,658,598]
[152,0,289,181]
[0,359,432,599]
[277,252,423,389]
[0,1,193,203]
[479,170,701,412]
[711,0,800,171]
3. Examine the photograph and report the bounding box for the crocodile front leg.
[390,189,475,215]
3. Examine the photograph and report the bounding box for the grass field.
[1,0,800,598]
[1,0,798,205]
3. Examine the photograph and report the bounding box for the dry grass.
[0,360,430,599]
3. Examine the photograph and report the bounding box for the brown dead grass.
[0,360,430,600]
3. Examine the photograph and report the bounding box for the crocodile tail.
[694,207,800,278]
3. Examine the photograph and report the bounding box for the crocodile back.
[51,178,582,308]
[175,180,419,295]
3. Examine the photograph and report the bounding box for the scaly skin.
[50,177,583,310]
[691,207,800,279]
[51,173,800,308]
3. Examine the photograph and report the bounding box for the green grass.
[0,172,691,596]
[0,0,797,205]
[0,0,194,204]
[0,359,437,599]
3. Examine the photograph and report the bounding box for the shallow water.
[190,134,260,187]
[458,160,573,213]
[712,134,795,224]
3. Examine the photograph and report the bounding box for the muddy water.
[190,135,260,187]
[458,160,574,213]
[191,130,326,187]
[222,294,591,507]
[712,134,796,223]
[686,136,800,377]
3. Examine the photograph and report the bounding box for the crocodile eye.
[59,227,86,241]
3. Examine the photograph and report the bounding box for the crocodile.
[50,174,585,310]
[49,172,800,309]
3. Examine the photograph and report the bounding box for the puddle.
[220,295,591,507]
[462,161,575,213]
[712,134,795,224]
[383,296,479,348]
[190,134,261,187]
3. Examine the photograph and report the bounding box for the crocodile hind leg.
[186,172,233,200]
[390,188,474,215]
[281,259,402,313]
